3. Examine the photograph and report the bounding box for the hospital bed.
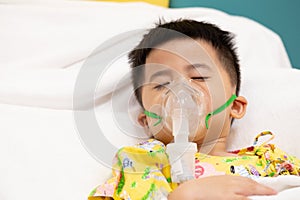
[1,1,300,200]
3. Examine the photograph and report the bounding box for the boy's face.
[138,39,242,145]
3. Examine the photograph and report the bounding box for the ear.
[138,112,148,127]
[230,96,248,119]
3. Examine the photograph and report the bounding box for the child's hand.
[168,175,277,200]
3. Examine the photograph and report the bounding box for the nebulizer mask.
[165,79,205,183]
[144,76,237,183]
[145,78,206,183]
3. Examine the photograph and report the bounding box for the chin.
[189,131,207,143]
[153,132,174,145]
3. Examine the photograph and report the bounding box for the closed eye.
[153,82,170,91]
[190,77,210,81]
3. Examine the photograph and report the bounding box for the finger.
[232,195,251,200]
[237,179,277,196]
[250,183,277,196]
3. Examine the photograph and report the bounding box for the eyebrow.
[185,63,211,71]
[149,70,172,82]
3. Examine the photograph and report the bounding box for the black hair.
[128,19,241,108]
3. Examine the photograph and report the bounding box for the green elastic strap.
[205,94,237,129]
[144,110,162,126]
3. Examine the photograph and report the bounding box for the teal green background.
[169,0,300,69]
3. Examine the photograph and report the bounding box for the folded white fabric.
[256,176,300,193]
[0,103,111,200]
[251,176,300,199]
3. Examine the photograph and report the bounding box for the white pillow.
[228,68,300,157]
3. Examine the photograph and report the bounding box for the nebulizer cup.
[164,79,205,183]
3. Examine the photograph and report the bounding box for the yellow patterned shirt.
[88,131,300,200]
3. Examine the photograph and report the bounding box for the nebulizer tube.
[164,80,203,183]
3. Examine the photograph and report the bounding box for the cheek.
[190,81,213,113]
[141,86,160,107]
[143,96,162,117]
[201,88,213,114]
[142,89,165,128]
[142,89,170,123]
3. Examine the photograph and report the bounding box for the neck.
[197,136,237,156]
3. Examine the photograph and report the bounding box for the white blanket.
[253,176,300,199]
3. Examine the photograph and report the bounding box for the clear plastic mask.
[161,78,206,142]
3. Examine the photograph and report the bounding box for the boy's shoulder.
[135,138,166,150]
[113,138,170,175]
[115,138,167,158]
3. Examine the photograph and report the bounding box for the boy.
[89,19,299,199]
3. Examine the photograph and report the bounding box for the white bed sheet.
[0,103,110,200]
